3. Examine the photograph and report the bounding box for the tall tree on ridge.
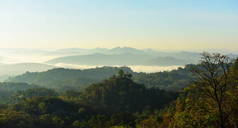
[192,52,231,128]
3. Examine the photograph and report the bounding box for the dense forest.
[0,53,237,128]
[7,65,195,91]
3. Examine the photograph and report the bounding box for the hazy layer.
[55,63,182,73]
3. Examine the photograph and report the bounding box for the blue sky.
[0,0,237,51]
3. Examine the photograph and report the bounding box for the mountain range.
[45,47,201,66]
[0,47,237,82]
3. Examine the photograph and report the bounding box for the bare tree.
[192,52,231,128]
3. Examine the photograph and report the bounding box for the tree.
[10,88,58,103]
[0,110,34,128]
[80,71,177,114]
[192,52,231,128]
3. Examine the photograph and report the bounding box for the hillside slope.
[8,65,195,91]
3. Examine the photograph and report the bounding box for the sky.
[0,0,237,51]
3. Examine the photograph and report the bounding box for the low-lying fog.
[1,47,217,81]
[0,53,182,73]
[55,63,182,73]
[0,51,183,82]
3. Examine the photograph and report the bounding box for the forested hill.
[0,71,178,128]
[7,65,195,91]
[134,64,195,91]
[7,67,133,90]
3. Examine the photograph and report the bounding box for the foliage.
[0,70,178,128]
[158,54,238,128]
[0,54,237,128]
[80,71,177,113]
[0,82,39,104]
